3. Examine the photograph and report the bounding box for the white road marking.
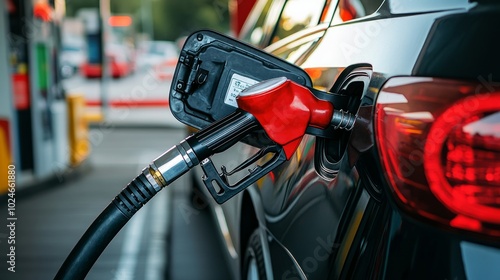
[114,152,163,280]
[145,188,170,280]
[114,203,148,280]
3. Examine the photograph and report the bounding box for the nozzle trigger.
[200,145,287,204]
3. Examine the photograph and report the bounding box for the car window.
[332,0,384,24]
[271,0,328,44]
[241,0,274,46]
[273,39,318,62]
[320,0,337,24]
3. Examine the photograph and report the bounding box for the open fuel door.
[169,30,313,129]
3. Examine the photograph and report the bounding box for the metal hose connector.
[330,109,357,131]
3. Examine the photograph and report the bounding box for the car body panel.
[251,3,500,280]
[190,1,500,280]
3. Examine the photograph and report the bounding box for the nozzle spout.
[331,109,356,131]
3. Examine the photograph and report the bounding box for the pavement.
[0,70,232,279]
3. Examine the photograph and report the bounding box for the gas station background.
[1,0,70,193]
[0,0,252,193]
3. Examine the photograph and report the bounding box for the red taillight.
[375,77,500,237]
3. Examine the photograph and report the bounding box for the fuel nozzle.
[237,76,356,157]
[149,77,356,204]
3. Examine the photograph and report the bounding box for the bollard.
[67,95,90,166]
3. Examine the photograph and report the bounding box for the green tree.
[65,0,100,16]
[154,0,229,41]
[65,0,230,41]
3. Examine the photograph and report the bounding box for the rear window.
[332,0,472,24]
[389,0,470,14]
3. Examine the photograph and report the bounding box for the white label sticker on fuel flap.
[224,73,259,107]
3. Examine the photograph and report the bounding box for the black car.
[173,1,500,279]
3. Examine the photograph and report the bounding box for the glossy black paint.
[241,1,500,280]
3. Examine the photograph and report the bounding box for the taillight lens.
[375,77,500,237]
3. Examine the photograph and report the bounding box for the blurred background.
[0,0,245,189]
[0,0,256,279]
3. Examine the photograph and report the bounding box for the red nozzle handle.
[237,77,334,159]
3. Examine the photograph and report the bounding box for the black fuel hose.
[54,110,261,280]
[54,172,159,280]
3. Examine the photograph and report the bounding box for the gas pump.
[29,0,59,178]
[6,0,68,183]
[8,0,33,174]
[0,0,17,193]
[55,31,361,279]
